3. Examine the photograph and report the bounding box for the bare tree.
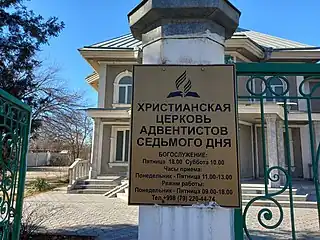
[26,66,85,134]
[38,109,93,162]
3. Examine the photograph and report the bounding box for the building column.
[313,121,320,180]
[276,120,286,186]
[89,118,102,179]
[300,125,312,179]
[266,115,280,188]
[98,63,107,108]
[128,1,240,240]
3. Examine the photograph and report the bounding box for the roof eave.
[226,38,265,60]
[79,48,140,71]
[85,72,99,91]
[270,51,320,62]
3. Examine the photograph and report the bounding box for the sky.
[25,0,320,106]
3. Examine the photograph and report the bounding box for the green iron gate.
[234,63,320,239]
[0,89,31,239]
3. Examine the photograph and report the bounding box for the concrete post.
[300,125,312,179]
[313,121,320,179]
[265,115,280,188]
[128,1,241,239]
[276,120,286,185]
[89,118,101,179]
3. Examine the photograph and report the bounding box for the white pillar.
[89,118,102,179]
[98,63,107,108]
[313,121,320,179]
[300,125,312,179]
[128,1,241,240]
[276,120,286,185]
[266,115,280,188]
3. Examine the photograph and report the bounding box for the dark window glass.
[119,76,132,84]
[119,86,126,103]
[127,86,132,104]
[124,130,130,162]
[116,131,124,161]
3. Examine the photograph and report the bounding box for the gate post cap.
[128,0,241,40]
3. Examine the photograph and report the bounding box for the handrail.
[68,158,90,190]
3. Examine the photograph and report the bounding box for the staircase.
[109,182,318,209]
[241,183,317,209]
[67,175,318,209]
[68,176,123,194]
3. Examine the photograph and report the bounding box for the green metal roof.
[83,28,315,51]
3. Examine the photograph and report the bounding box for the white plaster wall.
[143,33,225,65]
[139,206,233,240]
[27,152,50,167]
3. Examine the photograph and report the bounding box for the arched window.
[113,71,132,105]
[265,77,287,102]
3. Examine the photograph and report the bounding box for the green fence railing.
[0,88,31,240]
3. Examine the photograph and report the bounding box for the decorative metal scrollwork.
[237,65,320,240]
[299,76,320,97]
[243,166,289,239]
[0,90,31,239]
[245,76,290,97]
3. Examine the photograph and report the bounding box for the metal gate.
[234,63,320,239]
[0,89,31,239]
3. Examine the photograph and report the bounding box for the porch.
[66,164,318,209]
[85,103,320,187]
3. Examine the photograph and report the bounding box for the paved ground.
[24,191,320,240]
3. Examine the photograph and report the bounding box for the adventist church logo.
[167,71,200,98]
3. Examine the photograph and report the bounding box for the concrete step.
[69,189,112,194]
[241,194,307,202]
[242,200,318,209]
[125,188,129,194]
[97,176,122,181]
[241,187,297,195]
[74,184,115,190]
[77,179,120,186]
[242,183,268,188]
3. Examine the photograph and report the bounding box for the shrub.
[29,178,52,192]
[20,203,63,240]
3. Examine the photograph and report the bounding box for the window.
[265,77,287,102]
[114,129,130,162]
[113,70,133,105]
[119,77,132,104]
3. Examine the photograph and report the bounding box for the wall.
[291,128,303,178]
[309,81,320,112]
[27,152,50,167]
[287,76,298,110]
[256,127,265,178]
[239,124,254,178]
[237,76,251,102]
